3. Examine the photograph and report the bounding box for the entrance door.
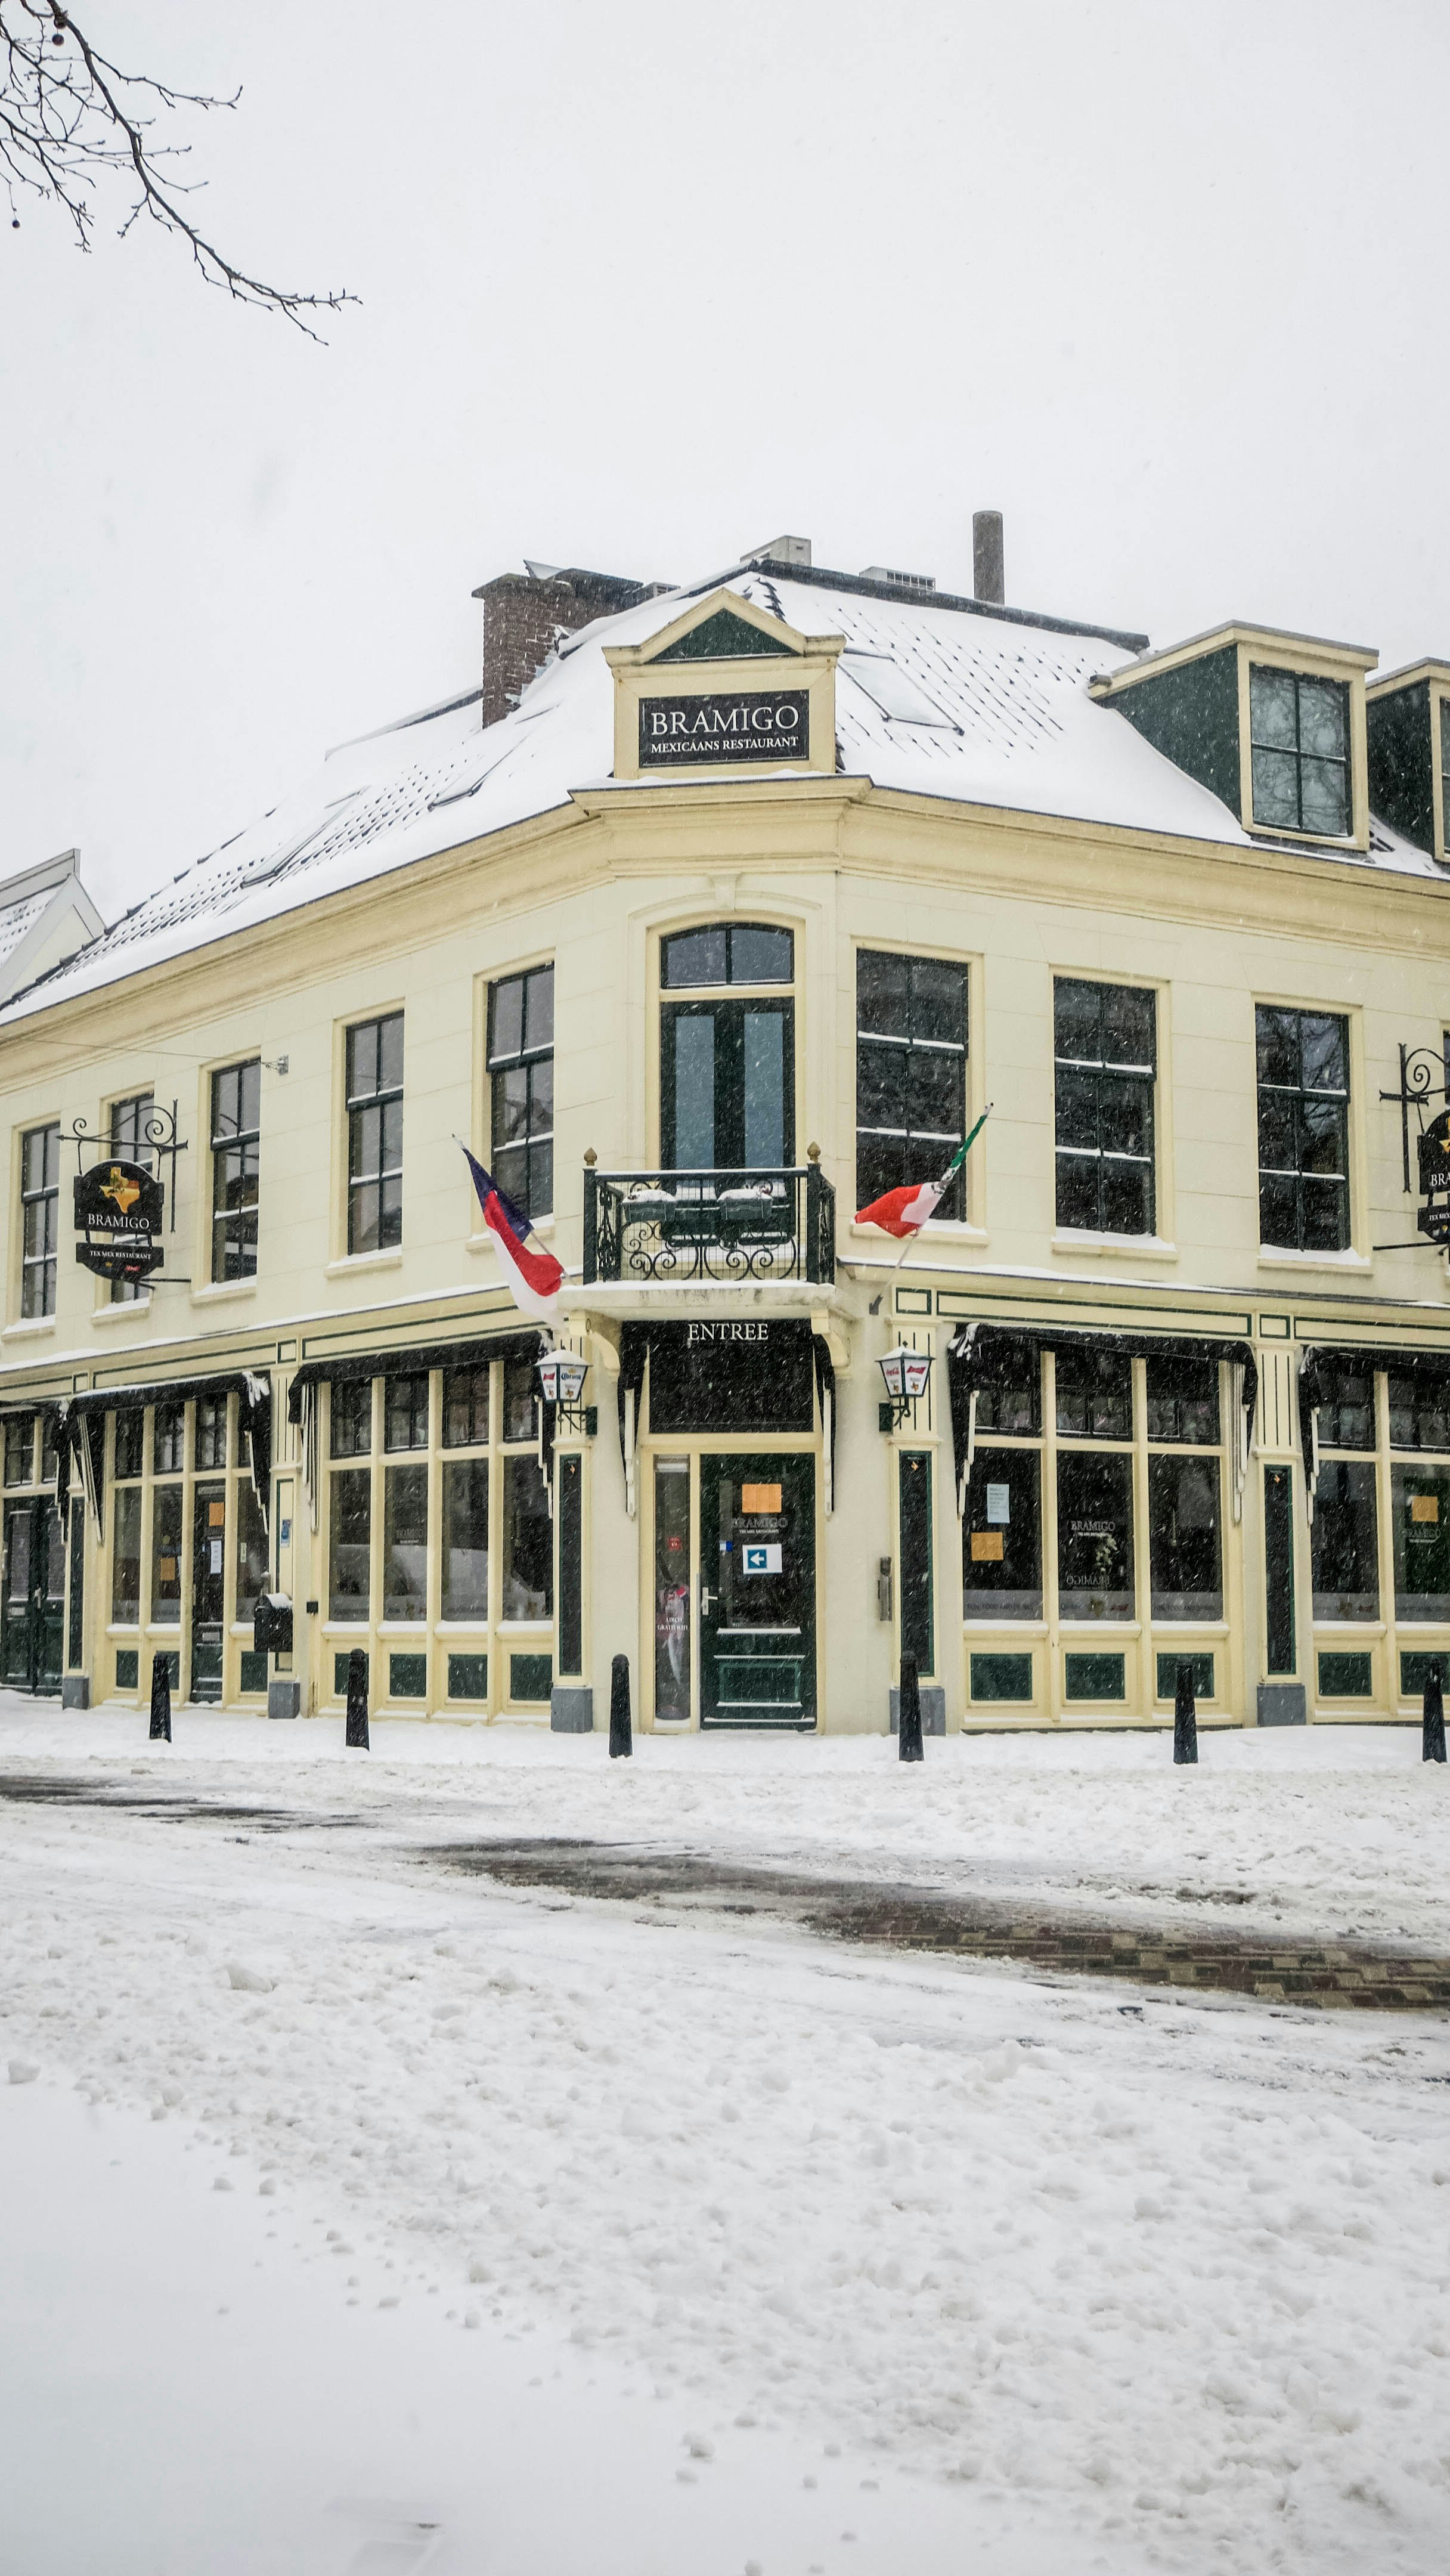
[192,1482,227,1703]
[699,1453,815,1726]
[2,1497,65,1694]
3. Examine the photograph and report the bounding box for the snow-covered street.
[2,1704,1449,2574]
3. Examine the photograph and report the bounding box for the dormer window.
[1250,667,1350,838]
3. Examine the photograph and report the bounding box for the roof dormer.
[604,586,841,783]
[1366,661,1450,865]
[1090,622,1377,852]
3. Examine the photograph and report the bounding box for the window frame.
[1254,1002,1351,1254]
[854,946,969,1225]
[18,1120,60,1320]
[209,1058,261,1284]
[1309,1362,1450,1710]
[486,964,554,1221]
[1052,976,1158,1240]
[344,1011,404,1256]
[1248,662,1352,840]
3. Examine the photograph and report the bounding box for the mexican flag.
[856,1105,992,1238]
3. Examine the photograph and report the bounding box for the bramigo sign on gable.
[637,688,809,767]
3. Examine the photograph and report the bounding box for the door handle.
[699,1585,715,1617]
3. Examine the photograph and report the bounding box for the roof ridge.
[746,558,1149,653]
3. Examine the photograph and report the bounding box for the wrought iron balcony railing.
[583,1162,836,1286]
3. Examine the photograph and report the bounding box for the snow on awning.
[945,1321,1258,1521]
[1297,1342,1450,1521]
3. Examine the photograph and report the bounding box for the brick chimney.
[472,564,668,726]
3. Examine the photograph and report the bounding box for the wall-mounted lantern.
[535,1349,596,1435]
[877,1343,932,1432]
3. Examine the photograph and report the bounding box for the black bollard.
[1173,1660,1198,1766]
[345,1646,370,1750]
[148,1651,172,1744]
[1423,1661,1446,1764]
[897,1651,924,1762]
[609,1653,633,1759]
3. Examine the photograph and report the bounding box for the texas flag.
[856,1105,992,1239]
[459,1144,564,1321]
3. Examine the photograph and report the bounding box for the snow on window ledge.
[1256,1244,1372,1272]
[1050,1233,1178,1262]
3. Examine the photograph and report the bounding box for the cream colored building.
[3,537,1449,1735]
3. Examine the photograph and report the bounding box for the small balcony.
[583,1162,836,1286]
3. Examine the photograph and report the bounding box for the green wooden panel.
[447,1652,488,1700]
[510,1652,553,1703]
[239,1650,268,1694]
[1064,1651,1126,1702]
[334,1649,369,1696]
[969,1652,1034,1703]
[1318,1651,1372,1698]
[650,609,793,663]
[115,1648,138,1690]
[389,1652,427,1699]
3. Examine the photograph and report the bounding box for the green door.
[2,1497,65,1695]
[699,1452,816,1727]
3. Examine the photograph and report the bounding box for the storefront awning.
[1297,1342,1450,1519]
[945,1321,1258,1520]
[55,1369,273,1538]
[612,1321,836,1517]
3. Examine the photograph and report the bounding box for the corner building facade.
[5,545,1450,1736]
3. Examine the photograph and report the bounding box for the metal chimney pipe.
[972,510,1005,606]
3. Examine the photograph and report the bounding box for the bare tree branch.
[1,2,354,336]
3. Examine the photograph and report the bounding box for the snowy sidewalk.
[5,2084,1076,2576]
[2,1738,1448,2575]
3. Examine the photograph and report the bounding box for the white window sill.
[1312,1619,1386,1635]
[91,1298,153,1326]
[1051,1234,1178,1263]
[1,1317,56,1342]
[106,1623,141,1639]
[435,1618,491,1633]
[963,1619,1049,1636]
[324,1250,405,1278]
[1151,1619,1231,1635]
[191,1280,258,1308]
[377,1620,427,1637]
[322,1621,369,1637]
[1257,1245,1372,1273]
[848,1219,986,1246]
[497,1618,551,1634]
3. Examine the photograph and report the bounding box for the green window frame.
[1255,1005,1349,1252]
[1250,665,1350,837]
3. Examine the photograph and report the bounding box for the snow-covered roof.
[3,568,1438,1029]
[0,890,49,967]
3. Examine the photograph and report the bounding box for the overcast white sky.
[4,0,1449,921]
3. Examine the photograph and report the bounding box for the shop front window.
[963,1450,1042,1621]
[151,1483,184,1623]
[502,1455,552,1619]
[329,1468,371,1620]
[1310,1461,1379,1620]
[234,1482,269,1621]
[654,1457,692,1718]
[1387,1371,1450,1452]
[1055,1345,1132,1441]
[1056,1450,1135,1620]
[112,1485,142,1626]
[383,1463,429,1619]
[1392,1466,1450,1623]
[442,1461,488,1619]
[1148,1454,1222,1620]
